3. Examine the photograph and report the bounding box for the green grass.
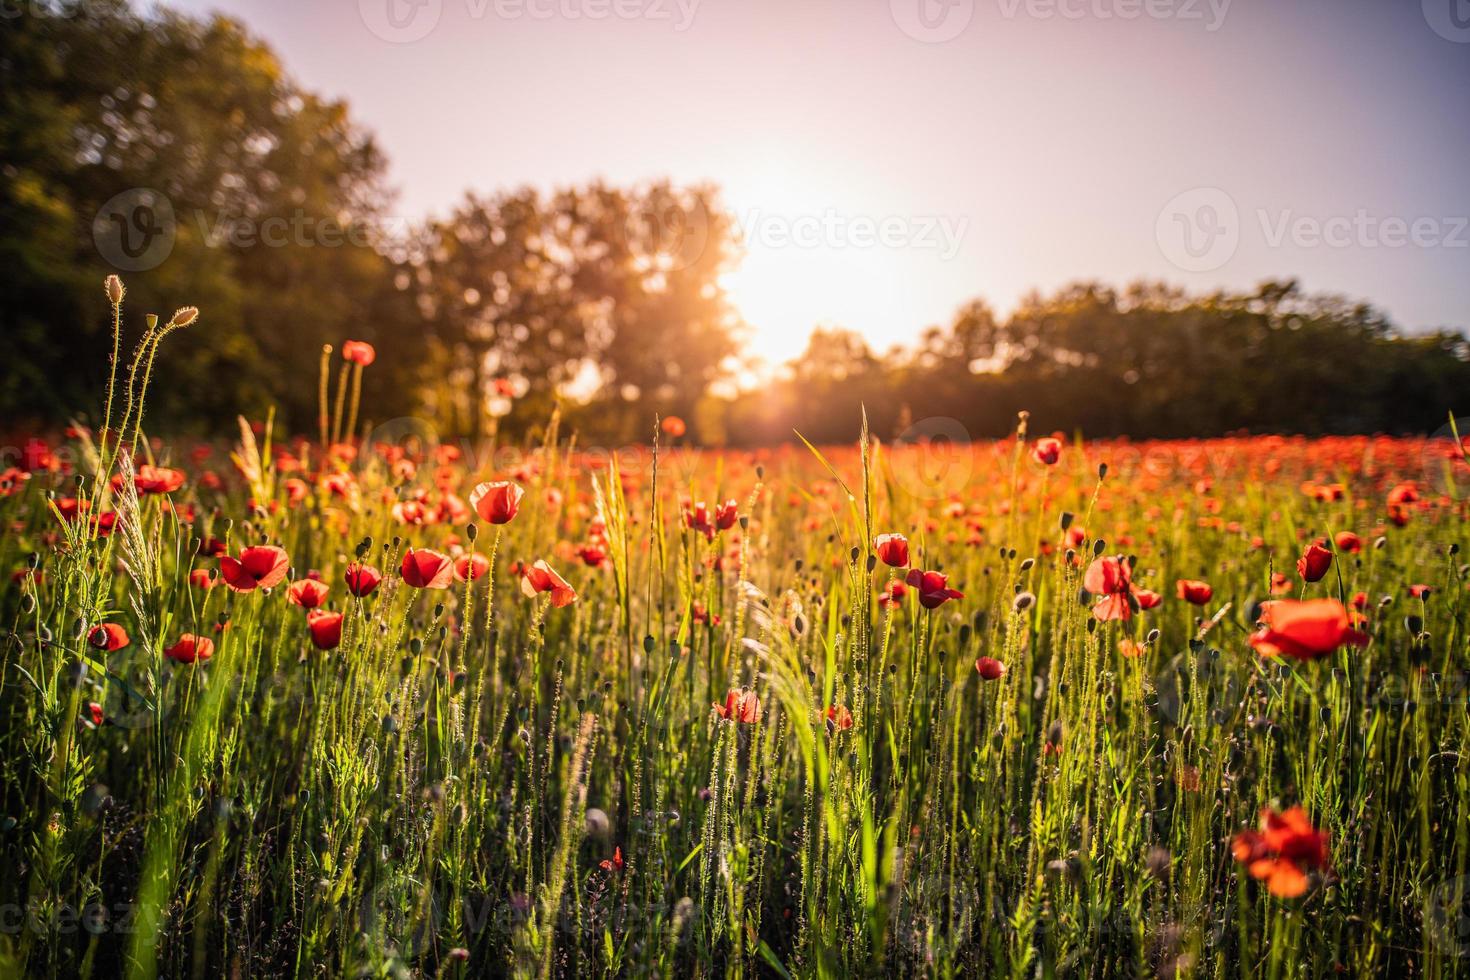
[1,326,1468,977]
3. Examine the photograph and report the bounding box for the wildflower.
[878,580,907,608]
[715,689,761,724]
[219,545,290,593]
[1176,579,1213,605]
[1032,437,1062,466]
[87,702,105,727]
[577,544,608,568]
[341,340,376,365]
[975,656,1006,680]
[824,704,855,731]
[520,559,577,607]
[1296,542,1333,583]
[1249,599,1369,660]
[1119,639,1145,658]
[1409,584,1432,599]
[904,568,964,609]
[1231,806,1330,898]
[469,481,524,525]
[874,532,910,568]
[714,499,739,531]
[344,563,383,597]
[1333,531,1363,554]
[1083,555,1139,621]
[189,568,216,590]
[87,623,130,652]
[287,579,330,609]
[133,465,186,494]
[401,548,454,589]
[661,416,686,438]
[454,553,490,582]
[1269,572,1293,595]
[165,634,215,664]
[307,610,344,650]
[599,847,625,873]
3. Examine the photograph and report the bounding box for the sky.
[163,0,1470,368]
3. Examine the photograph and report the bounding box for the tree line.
[3,2,1466,447]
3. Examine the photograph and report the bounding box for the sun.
[717,166,908,373]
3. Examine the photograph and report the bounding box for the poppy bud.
[105,275,124,305]
[171,307,199,328]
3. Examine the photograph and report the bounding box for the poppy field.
[3,288,1470,979]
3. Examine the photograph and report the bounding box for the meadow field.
[1,295,1469,979]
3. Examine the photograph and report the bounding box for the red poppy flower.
[1296,542,1333,583]
[341,340,376,366]
[220,545,290,593]
[824,704,855,731]
[87,702,105,726]
[88,623,130,652]
[287,578,330,609]
[189,568,216,590]
[1231,806,1330,898]
[1269,572,1293,595]
[714,499,739,531]
[1083,555,1136,621]
[454,553,490,582]
[714,689,761,724]
[904,568,964,609]
[1176,579,1213,605]
[307,610,344,650]
[683,502,716,540]
[878,580,907,608]
[134,465,186,494]
[469,481,525,525]
[1249,599,1369,660]
[520,559,577,607]
[874,533,910,568]
[1031,437,1062,466]
[661,416,686,438]
[975,656,1006,680]
[165,633,215,664]
[577,544,608,568]
[1409,584,1432,599]
[1333,531,1363,554]
[344,563,383,597]
[401,548,454,589]
[599,846,624,872]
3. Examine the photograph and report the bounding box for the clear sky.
[163,0,1470,367]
